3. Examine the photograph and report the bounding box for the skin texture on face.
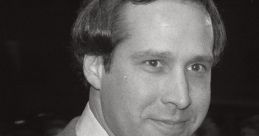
[89,0,214,136]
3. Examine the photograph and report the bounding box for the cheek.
[101,69,158,118]
[187,76,211,132]
[192,89,211,113]
[101,73,128,112]
[188,75,211,112]
[100,70,160,135]
[120,73,159,112]
[189,74,211,96]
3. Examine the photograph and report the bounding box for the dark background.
[1,0,258,128]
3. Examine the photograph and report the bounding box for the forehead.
[121,0,211,34]
[116,0,213,52]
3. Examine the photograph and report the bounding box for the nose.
[161,69,191,110]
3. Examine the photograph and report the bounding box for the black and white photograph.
[1,0,258,136]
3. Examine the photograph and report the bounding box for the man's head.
[73,0,226,136]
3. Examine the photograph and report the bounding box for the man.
[58,0,226,136]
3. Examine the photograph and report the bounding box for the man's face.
[100,1,213,136]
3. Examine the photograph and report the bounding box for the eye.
[144,60,162,68]
[140,59,169,73]
[187,63,207,73]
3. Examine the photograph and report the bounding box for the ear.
[83,55,104,90]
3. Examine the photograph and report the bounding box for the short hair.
[72,0,226,72]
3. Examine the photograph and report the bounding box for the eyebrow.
[190,55,214,65]
[130,50,173,60]
[130,50,214,64]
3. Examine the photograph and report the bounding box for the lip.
[152,118,187,127]
[149,118,187,133]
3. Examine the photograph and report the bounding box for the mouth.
[149,118,187,134]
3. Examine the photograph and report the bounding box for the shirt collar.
[76,102,109,136]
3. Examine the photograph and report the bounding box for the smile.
[149,118,187,134]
